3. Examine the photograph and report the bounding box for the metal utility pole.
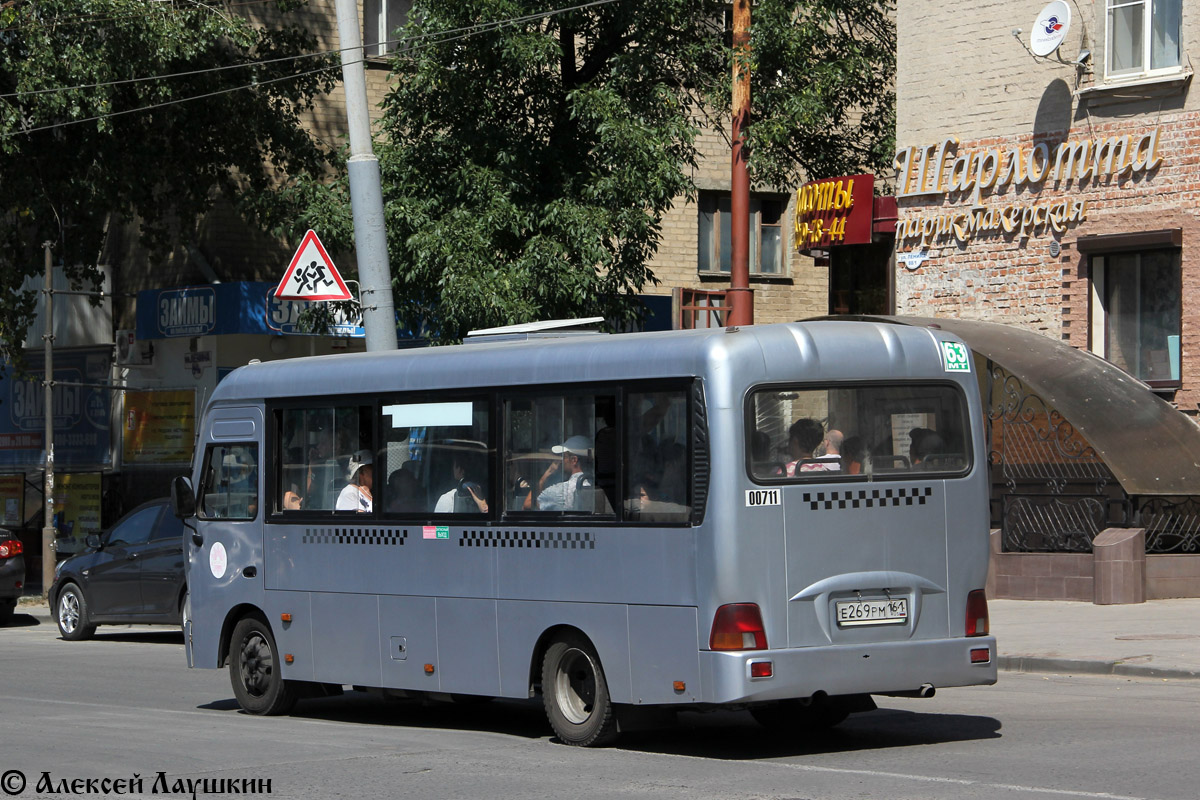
[41,242,55,598]
[334,0,398,351]
[727,0,754,327]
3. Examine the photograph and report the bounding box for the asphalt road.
[3,612,1199,800]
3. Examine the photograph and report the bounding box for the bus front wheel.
[541,633,618,747]
[229,617,297,715]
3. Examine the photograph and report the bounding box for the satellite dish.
[1030,1,1071,57]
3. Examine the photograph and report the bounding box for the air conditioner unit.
[116,330,152,366]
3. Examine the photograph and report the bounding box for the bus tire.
[541,633,618,747]
[56,583,97,641]
[228,617,296,716]
[750,696,852,732]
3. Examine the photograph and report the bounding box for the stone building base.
[985,529,1200,603]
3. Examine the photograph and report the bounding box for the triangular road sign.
[275,230,353,301]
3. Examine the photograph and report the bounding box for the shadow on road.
[617,706,1002,759]
[195,690,1001,757]
[88,630,184,645]
[1,612,42,628]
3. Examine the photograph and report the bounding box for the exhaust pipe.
[880,683,936,699]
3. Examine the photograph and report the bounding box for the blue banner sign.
[0,347,112,468]
[137,283,365,340]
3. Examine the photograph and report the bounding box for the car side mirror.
[85,533,101,549]
[171,476,196,519]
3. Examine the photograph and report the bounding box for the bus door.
[748,383,973,648]
[187,408,262,666]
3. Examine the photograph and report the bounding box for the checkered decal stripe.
[459,530,595,550]
[802,486,934,511]
[302,528,408,546]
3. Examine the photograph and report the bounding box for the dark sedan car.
[0,528,25,624]
[49,499,186,641]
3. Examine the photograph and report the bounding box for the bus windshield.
[748,383,971,480]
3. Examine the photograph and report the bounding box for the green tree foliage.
[747,0,896,187]
[0,0,336,363]
[297,0,894,342]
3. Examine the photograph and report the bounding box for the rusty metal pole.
[727,0,754,326]
[41,241,56,599]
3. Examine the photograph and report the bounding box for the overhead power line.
[0,0,621,102]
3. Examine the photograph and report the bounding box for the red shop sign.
[794,174,875,249]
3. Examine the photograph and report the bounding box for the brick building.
[896,0,1200,599]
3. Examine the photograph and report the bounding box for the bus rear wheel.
[541,633,617,747]
[229,617,297,715]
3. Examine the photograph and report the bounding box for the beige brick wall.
[648,123,826,325]
[897,2,1200,413]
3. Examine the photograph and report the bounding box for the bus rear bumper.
[698,635,998,705]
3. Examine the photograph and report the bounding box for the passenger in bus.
[785,418,833,475]
[336,449,373,512]
[537,435,605,511]
[282,463,305,510]
[842,436,867,474]
[305,425,338,509]
[434,454,488,514]
[385,467,423,513]
[657,441,688,504]
[909,428,946,468]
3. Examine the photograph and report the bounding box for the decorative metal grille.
[1139,497,1200,554]
[987,364,1126,552]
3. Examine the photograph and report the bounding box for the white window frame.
[1105,0,1184,80]
[363,0,411,57]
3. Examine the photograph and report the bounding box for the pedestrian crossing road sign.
[275,229,353,301]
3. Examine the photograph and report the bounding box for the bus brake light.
[966,590,989,637]
[710,603,768,651]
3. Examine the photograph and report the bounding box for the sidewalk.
[15,596,1200,680]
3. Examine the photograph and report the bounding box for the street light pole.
[41,241,55,599]
[334,0,398,352]
[727,0,754,327]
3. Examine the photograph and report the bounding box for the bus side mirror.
[171,476,196,519]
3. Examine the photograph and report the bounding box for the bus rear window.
[748,384,970,481]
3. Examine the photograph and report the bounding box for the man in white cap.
[536,435,597,511]
[336,449,374,512]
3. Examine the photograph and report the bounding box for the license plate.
[835,598,908,627]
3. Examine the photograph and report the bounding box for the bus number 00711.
[745,489,781,507]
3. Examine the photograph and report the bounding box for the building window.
[698,192,785,275]
[1107,0,1182,78]
[1091,249,1181,387]
[363,0,411,57]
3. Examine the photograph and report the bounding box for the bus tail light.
[710,603,768,651]
[966,590,989,637]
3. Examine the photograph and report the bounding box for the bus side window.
[505,393,616,516]
[625,391,690,523]
[198,443,259,521]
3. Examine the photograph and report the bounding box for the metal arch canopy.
[831,315,1200,496]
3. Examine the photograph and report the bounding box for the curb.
[998,654,1200,681]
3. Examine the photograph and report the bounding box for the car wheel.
[228,616,297,715]
[179,588,190,632]
[541,632,617,747]
[56,584,97,641]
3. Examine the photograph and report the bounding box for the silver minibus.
[172,319,996,746]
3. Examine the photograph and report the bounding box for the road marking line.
[652,751,1160,800]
